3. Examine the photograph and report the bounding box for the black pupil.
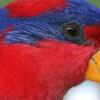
[66,26,78,37]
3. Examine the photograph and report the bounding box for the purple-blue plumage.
[0,0,100,44]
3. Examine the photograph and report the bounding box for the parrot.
[0,0,100,99]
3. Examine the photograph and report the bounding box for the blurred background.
[0,0,100,8]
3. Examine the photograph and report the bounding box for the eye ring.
[61,22,84,45]
[65,25,79,37]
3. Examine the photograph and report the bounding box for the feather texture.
[0,39,97,99]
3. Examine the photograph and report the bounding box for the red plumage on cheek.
[0,39,97,99]
[84,25,100,47]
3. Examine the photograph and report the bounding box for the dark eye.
[66,25,79,37]
[61,22,84,45]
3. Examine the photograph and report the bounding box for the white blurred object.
[63,80,100,100]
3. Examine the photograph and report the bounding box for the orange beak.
[85,51,100,82]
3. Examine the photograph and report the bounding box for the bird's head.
[0,0,100,83]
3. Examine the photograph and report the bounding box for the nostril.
[91,58,97,64]
[91,58,100,74]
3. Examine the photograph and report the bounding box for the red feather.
[84,25,100,47]
[6,0,67,17]
[0,39,97,99]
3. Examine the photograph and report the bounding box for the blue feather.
[0,0,100,44]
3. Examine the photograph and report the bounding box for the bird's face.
[0,0,100,82]
[0,0,100,99]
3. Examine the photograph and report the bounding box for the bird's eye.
[65,25,79,37]
[61,22,84,45]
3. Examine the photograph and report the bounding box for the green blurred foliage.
[0,0,15,7]
[0,0,100,8]
[87,0,100,8]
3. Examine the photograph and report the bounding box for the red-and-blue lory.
[0,0,100,99]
